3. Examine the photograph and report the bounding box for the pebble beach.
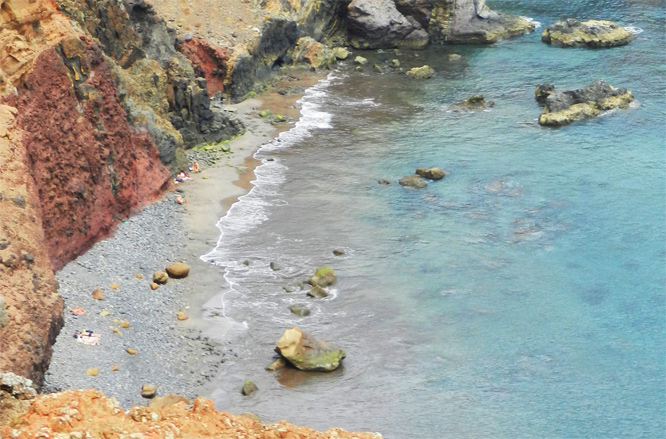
[42,73,321,408]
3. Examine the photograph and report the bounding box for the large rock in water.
[347,0,429,49]
[275,327,345,371]
[538,80,635,126]
[542,19,635,48]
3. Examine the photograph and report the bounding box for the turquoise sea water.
[203,2,665,437]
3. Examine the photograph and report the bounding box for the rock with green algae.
[308,267,336,287]
[275,327,345,372]
[405,65,434,80]
[241,380,258,396]
[538,79,635,127]
[542,19,635,48]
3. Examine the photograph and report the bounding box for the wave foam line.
[200,73,338,318]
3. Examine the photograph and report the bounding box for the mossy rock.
[275,327,345,372]
[309,267,336,287]
[241,380,258,396]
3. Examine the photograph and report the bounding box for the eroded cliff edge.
[0,0,532,395]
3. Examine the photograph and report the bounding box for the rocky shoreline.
[41,72,323,409]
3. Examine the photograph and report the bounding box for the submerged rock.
[542,19,635,48]
[406,65,434,80]
[307,285,329,299]
[538,79,635,126]
[399,175,427,189]
[275,327,345,372]
[451,95,494,111]
[290,304,311,316]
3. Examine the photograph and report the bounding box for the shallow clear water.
[202,2,665,437]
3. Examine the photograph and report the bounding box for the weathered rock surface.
[542,19,635,48]
[399,175,428,188]
[153,271,169,284]
[309,267,337,287]
[290,304,312,316]
[538,80,635,126]
[0,373,37,427]
[1,389,381,438]
[291,37,335,70]
[416,167,447,180]
[176,37,230,96]
[141,384,158,398]
[307,285,329,299]
[347,0,429,49]
[406,65,434,79]
[275,327,346,372]
[535,83,555,105]
[166,262,190,278]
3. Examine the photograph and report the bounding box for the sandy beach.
[43,70,324,408]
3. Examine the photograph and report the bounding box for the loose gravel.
[42,199,228,408]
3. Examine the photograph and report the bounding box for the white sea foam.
[200,73,337,319]
[624,26,644,35]
[520,16,542,29]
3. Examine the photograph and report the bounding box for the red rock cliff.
[0,0,170,386]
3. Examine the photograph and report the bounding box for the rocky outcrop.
[275,327,346,371]
[542,19,635,48]
[348,0,535,48]
[347,0,429,49]
[290,37,336,70]
[1,389,382,438]
[538,80,635,126]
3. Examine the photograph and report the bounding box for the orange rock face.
[1,390,383,439]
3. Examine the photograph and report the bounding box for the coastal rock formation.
[347,0,534,48]
[275,327,346,372]
[542,19,635,48]
[538,80,635,126]
[1,389,382,438]
[347,0,429,49]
